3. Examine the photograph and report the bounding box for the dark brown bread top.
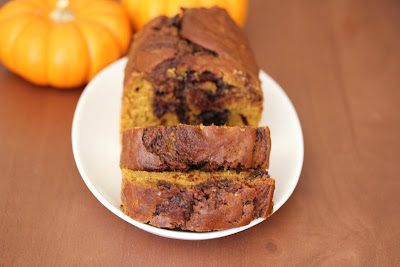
[120,125,271,172]
[124,7,260,86]
[180,7,259,77]
[121,170,275,232]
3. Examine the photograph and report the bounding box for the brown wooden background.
[1,0,399,266]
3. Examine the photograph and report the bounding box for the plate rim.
[71,57,304,240]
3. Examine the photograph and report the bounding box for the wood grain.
[0,0,399,265]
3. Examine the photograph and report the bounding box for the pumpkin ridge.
[0,15,36,68]
[0,11,37,25]
[69,22,92,83]
[46,22,90,88]
[78,16,124,55]
[73,18,121,80]
[43,22,53,85]
[0,1,40,23]
[12,18,50,84]
[7,16,38,71]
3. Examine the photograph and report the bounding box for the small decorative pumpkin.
[121,0,248,31]
[0,0,132,88]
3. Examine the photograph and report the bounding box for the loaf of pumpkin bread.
[121,7,263,132]
[120,125,271,171]
[121,168,275,232]
[120,7,274,232]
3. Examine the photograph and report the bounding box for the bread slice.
[120,125,271,172]
[121,7,263,131]
[121,168,275,232]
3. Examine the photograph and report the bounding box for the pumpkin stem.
[50,0,74,22]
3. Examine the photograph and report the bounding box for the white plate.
[72,57,304,240]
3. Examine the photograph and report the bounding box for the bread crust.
[121,125,271,171]
[121,169,275,232]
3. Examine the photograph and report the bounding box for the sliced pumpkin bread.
[121,169,275,232]
[120,125,271,172]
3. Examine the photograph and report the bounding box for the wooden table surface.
[1,0,399,266]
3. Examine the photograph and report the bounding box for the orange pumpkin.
[0,0,132,88]
[121,0,248,31]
